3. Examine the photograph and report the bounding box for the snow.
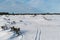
[0,15,60,40]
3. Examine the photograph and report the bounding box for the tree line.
[0,12,60,15]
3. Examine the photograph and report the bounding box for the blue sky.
[0,0,60,13]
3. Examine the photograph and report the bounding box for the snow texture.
[0,15,60,40]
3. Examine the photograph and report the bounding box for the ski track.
[35,29,38,40]
[35,29,41,40]
[38,30,41,40]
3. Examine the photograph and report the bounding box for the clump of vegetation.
[11,21,16,24]
[20,20,23,22]
[1,25,9,30]
[10,26,21,36]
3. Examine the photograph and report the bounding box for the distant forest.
[0,12,60,15]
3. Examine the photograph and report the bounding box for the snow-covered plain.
[0,15,60,40]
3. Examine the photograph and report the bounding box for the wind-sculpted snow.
[0,15,60,40]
